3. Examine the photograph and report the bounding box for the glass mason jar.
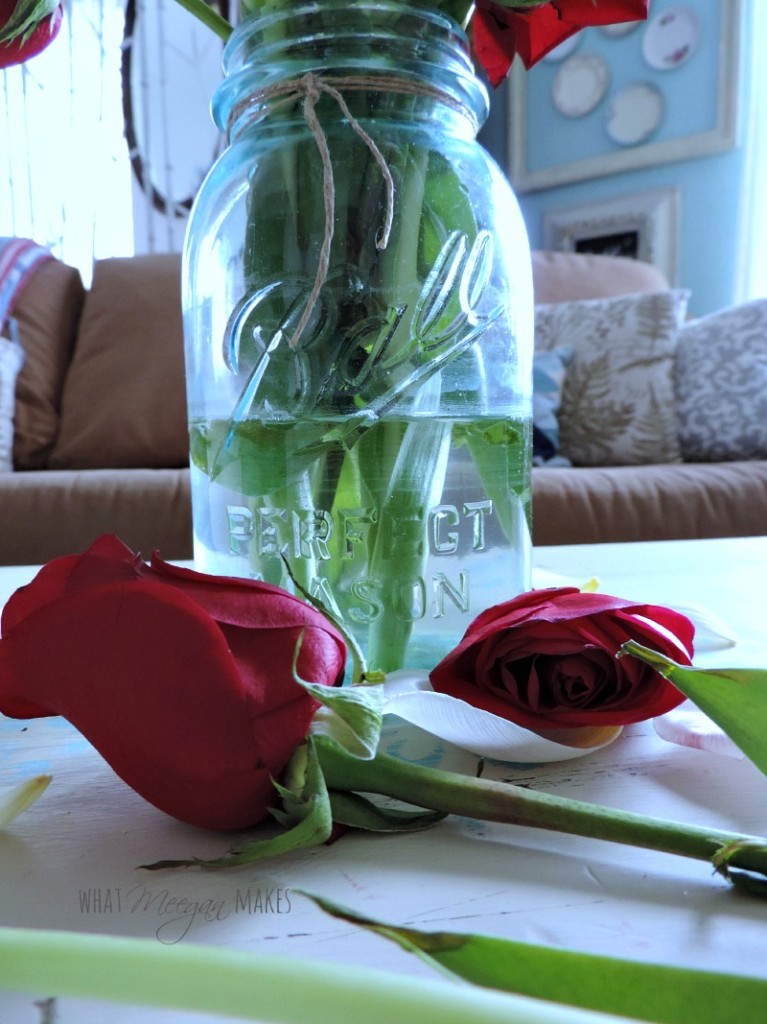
[183,0,533,673]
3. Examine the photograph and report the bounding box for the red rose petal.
[0,577,316,828]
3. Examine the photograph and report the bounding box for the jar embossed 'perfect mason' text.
[182,0,533,672]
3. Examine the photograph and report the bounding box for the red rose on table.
[430,587,692,730]
[0,535,346,829]
[0,1,63,69]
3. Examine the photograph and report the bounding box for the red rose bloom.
[0,1,63,69]
[0,535,346,829]
[430,587,692,730]
[473,0,649,87]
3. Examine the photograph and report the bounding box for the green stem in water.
[364,415,453,672]
[316,740,767,885]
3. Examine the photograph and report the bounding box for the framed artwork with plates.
[508,0,742,192]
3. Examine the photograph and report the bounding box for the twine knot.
[229,72,460,350]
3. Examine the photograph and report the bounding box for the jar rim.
[223,0,471,70]
[213,0,487,138]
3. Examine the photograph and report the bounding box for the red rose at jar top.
[0,1,63,69]
[0,535,347,829]
[430,587,692,730]
[473,0,649,86]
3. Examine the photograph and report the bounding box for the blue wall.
[479,0,751,317]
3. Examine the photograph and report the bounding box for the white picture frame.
[508,0,742,193]
[542,187,682,285]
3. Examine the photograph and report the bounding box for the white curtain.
[124,0,226,256]
[0,0,225,284]
[735,0,767,302]
[0,0,132,283]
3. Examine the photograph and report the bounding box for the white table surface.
[2,536,767,1023]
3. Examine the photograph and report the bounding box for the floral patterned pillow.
[535,290,689,466]
[674,299,767,462]
[533,347,572,465]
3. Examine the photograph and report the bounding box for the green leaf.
[303,892,767,1024]
[620,641,767,778]
[712,840,767,895]
[0,774,51,829]
[328,789,446,832]
[0,0,58,46]
[0,924,655,1024]
[303,678,384,760]
[141,740,332,870]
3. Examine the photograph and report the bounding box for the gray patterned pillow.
[675,299,767,462]
[535,290,689,466]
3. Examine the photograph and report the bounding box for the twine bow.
[287,73,395,349]
[230,72,462,350]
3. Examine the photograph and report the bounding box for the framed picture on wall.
[508,0,742,193]
[542,187,682,284]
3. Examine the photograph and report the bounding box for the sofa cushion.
[532,251,670,304]
[535,289,689,467]
[675,299,767,462]
[0,330,25,472]
[50,254,189,470]
[10,257,85,469]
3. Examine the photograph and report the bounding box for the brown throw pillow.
[12,258,85,469]
[50,254,189,470]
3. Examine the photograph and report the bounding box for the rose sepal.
[141,738,334,871]
[0,0,58,44]
[328,789,447,832]
[299,660,385,760]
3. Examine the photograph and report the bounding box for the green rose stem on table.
[3,537,767,894]
[142,635,767,896]
[3,537,767,895]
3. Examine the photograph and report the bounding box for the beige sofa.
[2,249,766,566]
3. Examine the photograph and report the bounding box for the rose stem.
[171,0,233,39]
[0,927,597,1024]
[317,742,767,878]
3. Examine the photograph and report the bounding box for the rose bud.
[0,1,63,69]
[0,535,346,829]
[430,587,692,731]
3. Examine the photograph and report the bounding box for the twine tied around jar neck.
[229,72,464,350]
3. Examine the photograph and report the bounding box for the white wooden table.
[2,537,767,1023]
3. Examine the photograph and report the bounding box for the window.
[0,0,226,284]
